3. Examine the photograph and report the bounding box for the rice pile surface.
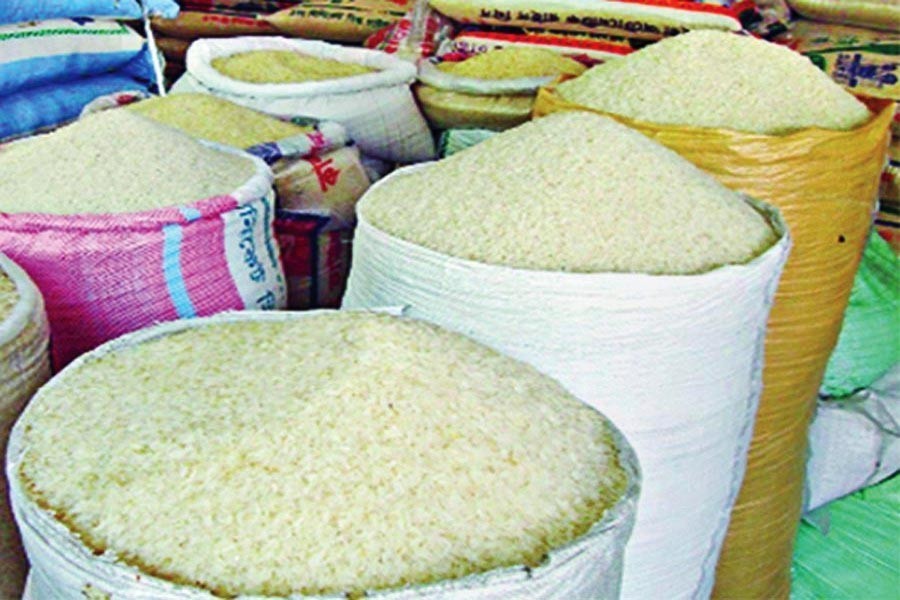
[0,272,17,324]
[18,312,626,597]
[213,50,375,83]
[128,93,311,148]
[0,110,255,215]
[437,47,586,79]
[556,31,871,134]
[362,112,777,274]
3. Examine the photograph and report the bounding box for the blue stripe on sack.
[179,206,202,222]
[162,224,197,319]
[0,50,143,97]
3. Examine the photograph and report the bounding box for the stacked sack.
[172,36,435,163]
[101,92,372,309]
[0,108,285,368]
[0,255,51,599]
[344,110,791,600]
[534,30,892,599]
[0,0,178,141]
[428,0,763,73]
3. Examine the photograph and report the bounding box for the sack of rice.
[343,111,791,600]
[123,93,369,309]
[0,19,161,142]
[787,0,900,33]
[805,364,900,512]
[534,30,893,599]
[173,37,435,163]
[8,310,639,599]
[416,47,585,131]
[151,10,280,39]
[0,254,50,600]
[264,0,414,44]
[821,231,900,398]
[781,19,899,102]
[442,27,637,65]
[0,0,178,25]
[427,0,757,41]
[363,0,456,62]
[0,109,285,367]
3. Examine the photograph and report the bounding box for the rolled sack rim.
[0,252,44,349]
[0,141,274,233]
[6,309,641,599]
[186,37,419,100]
[416,59,556,97]
[353,162,792,291]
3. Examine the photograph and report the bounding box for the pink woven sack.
[0,146,286,367]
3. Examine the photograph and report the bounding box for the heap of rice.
[437,47,586,79]
[0,272,16,323]
[127,93,311,148]
[16,311,627,597]
[362,111,776,274]
[0,110,255,215]
[556,31,871,134]
[212,50,375,83]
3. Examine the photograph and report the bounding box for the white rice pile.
[556,30,872,134]
[0,110,256,215]
[437,47,586,79]
[18,312,626,597]
[0,272,17,325]
[361,111,777,274]
[213,50,375,83]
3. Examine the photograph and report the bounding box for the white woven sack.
[342,164,792,600]
[0,253,51,600]
[175,37,436,164]
[805,364,900,512]
[9,310,640,600]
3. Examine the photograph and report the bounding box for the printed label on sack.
[222,195,287,310]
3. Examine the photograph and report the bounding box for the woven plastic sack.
[0,144,286,368]
[173,37,435,163]
[151,11,280,39]
[440,28,636,65]
[0,19,148,97]
[265,0,413,44]
[0,51,158,142]
[533,88,893,600]
[805,365,900,512]
[427,0,756,40]
[0,0,178,25]
[416,60,557,130]
[791,475,900,599]
[0,254,51,600]
[9,310,640,600]
[821,231,900,398]
[344,164,791,600]
[787,0,900,33]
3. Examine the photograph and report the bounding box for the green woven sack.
[822,231,900,398]
[792,475,900,599]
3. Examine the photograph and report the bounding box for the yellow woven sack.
[787,0,900,33]
[534,88,894,600]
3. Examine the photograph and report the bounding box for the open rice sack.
[820,231,900,399]
[805,364,900,512]
[427,0,758,41]
[533,30,894,599]
[416,47,586,131]
[0,254,51,600]
[120,92,370,309]
[343,112,791,600]
[0,109,286,368]
[787,0,900,33]
[173,37,435,163]
[8,310,639,600]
